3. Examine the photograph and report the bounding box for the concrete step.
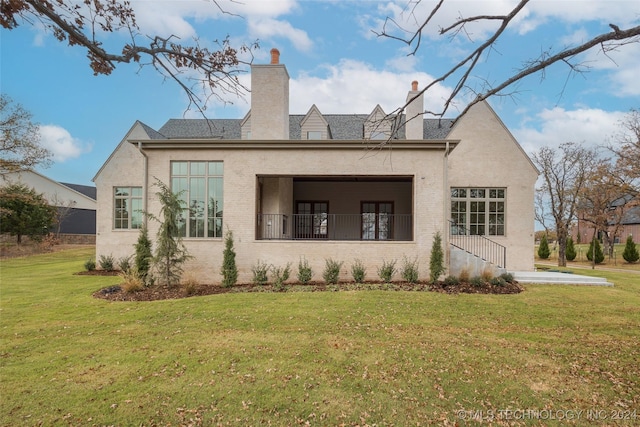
[511,271,613,286]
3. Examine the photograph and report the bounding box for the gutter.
[137,142,149,228]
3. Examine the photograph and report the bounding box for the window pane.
[208,161,223,176]
[131,187,142,197]
[190,162,206,176]
[172,162,188,176]
[115,187,129,197]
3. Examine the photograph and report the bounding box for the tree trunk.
[557,228,567,267]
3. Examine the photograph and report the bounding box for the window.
[362,202,393,240]
[295,201,328,239]
[171,161,224,238]
[306,131,322,140]
[114,187,142,229]
[451,188,505,236]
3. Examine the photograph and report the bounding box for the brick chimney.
[405,80,424,140]
[249,48,290,139]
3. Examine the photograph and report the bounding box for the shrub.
[490,276,506,286]
[458,268,470,283]
[221,230,238,287]
[271,263,291,290]
[251,261,270,285]
[443,275,459,286]
[99,254,115,270]
[565,236,577,261]
[350,259,366,283]
[470,276,485,287]
[377,259,397,283]
[180,274,199,296]
[84,258,96,271]
[537,234,551,259]
[117,255,132,273]
[322,258,343,285]
[586,238,605,264]
[500,272,515,283]
[400,256,419,284]
[297,257,313,284]
[429,232,445,283]
[622,235,639,263]
[134,225,153,283]
[120,270,144,293]
[481,268,493,282]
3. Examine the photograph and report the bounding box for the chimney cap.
[270,48,280,64]
[411,80,419,91]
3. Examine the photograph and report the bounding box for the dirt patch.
[93,279,524,302]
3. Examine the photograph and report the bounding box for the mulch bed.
[91,275,524,302]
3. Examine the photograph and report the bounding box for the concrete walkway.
[511,270,614,286]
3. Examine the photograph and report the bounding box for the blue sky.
[1,0,639,187]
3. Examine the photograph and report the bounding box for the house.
[573,197,640,245]
[1,169,96,242]
[94,49,538,282]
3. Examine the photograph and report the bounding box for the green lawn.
[1,247,639,426]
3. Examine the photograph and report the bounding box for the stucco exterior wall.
[447,101,538,271]
[97,144,447,283]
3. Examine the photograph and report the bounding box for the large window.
[171,161,224,238]
[362,201,393,240]
[114,187,143,229]
[451,188,505,236]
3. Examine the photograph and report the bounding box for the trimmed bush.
[322,258,343,285]
[84,258,96,272]
[271,263,291,290]
[400,256,419,284]
[444,275,459,286]
[297,257,313,284]
[377,259,397,283]
[251,261,270,285]
[117,255,132,273]
[134,225,153,284]
[500,272,515,283]
[99,254,114,270]
[350,259,366,283]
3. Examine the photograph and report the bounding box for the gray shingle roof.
[154,115,454,140]
[60,183,97,200]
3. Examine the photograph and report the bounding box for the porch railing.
[448,220,506,268]
[257,213,413,241]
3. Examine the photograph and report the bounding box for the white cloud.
[39,125,91,162]
[247,17,313,52]
[289,59,452,115]
[513,107,627,155]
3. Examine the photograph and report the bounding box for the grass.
[1,247,639,426]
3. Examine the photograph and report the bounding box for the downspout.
[137,141,149,228]
[443,141,450,273]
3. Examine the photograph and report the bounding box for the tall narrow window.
[114,187,142,229]
[450,188,505,236]
[362,202,393,240]
[171,161,224,238]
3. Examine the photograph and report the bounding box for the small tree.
[537,234,551,259]
[134,225,153,284]
[429,231,445,283]
[565,236,577,261]
[221,229,238,287]
[622,235,639,263]
[148,179,192,287]
[586,237,605,264]
[0,183,56,243]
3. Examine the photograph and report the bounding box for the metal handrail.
[257,213,413,241]
[448,220,506,268]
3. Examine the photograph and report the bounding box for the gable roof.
[60,182,96,200]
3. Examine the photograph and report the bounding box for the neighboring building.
[94,49,539,282]
[1,169,97,240]
[573,202,640,245]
